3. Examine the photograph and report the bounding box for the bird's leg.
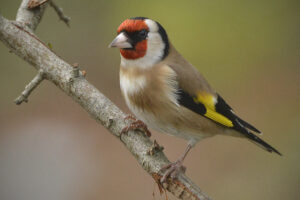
[120,114,152,137]
[160,143,193,183]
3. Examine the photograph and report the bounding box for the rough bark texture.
[0,1,211,200]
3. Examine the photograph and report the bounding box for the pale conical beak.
[108,32,132,49]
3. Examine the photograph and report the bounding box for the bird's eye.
[139,29,148,38]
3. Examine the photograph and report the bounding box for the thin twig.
[50,0,70,27]
[14,70,44,105]
[0,1,211,199]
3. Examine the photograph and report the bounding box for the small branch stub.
[28,0,50,9]
[14,70,44,105]
[147,140,164,156]
[72,63,80,78]
[81,70,87,77]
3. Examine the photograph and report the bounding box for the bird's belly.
[125,97,208,142]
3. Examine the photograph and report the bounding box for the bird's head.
[109,17,169,68]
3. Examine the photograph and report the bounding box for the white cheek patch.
[120,34,165,68]
[145,19,159,32]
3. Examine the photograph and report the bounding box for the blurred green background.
[0,0,299,200]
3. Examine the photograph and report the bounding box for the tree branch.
[0,1,211,200]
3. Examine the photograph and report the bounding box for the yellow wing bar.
[195,92,234,127]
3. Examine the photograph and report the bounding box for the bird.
[109,17,281,182]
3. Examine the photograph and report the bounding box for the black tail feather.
[245,131,282,155]
[210,94,280,155]
[215,94,261,134]
[233,119,281,155]
[236,116,261,134]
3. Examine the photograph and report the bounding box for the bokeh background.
[0,0,299,200]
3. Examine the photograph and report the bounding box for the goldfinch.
[109,17,281,182]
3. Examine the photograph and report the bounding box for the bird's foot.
[159,159,186,183]
[120,115,151,138]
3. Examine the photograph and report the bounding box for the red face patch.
[117,19,149,60]
[120,40,147,59]
[117,19,149,33]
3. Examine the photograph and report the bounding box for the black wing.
[177,88,281,155]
